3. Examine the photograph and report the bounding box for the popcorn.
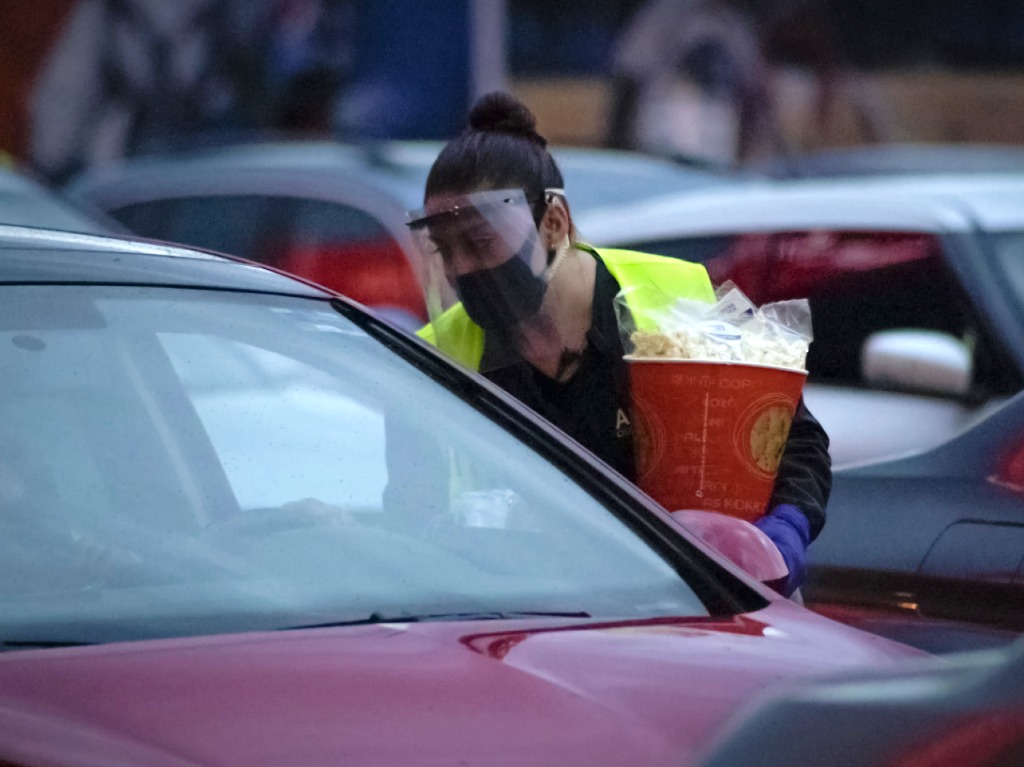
[618,280,812,521]
[617,281,813,371]
[631,326,809,368]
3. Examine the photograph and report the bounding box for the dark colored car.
[0,223,921,767]
[699,637,1024,767]
[578,174,1024,652]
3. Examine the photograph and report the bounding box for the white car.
[576,173,1024,468]
[576,174,1024,653]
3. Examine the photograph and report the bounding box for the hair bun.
[467,91,547,147]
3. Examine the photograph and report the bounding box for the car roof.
[65,139,730,216]
[0,224,330,296]
[0,167,113,234]
[577,173,1024,244]
[762,142,1024,179]
[64,141,428,212]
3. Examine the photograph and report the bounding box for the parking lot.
[2,2,1024,765]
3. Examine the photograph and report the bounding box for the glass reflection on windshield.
[0,286,708,645]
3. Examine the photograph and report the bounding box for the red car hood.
[0,601,922,767]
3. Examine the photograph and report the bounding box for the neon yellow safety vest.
[416,245,716,370]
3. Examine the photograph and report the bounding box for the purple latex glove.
[754,504,811,597]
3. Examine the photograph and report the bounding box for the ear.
[540,198,572,249]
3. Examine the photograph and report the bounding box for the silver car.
[64,139,729,330]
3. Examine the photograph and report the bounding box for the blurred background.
[4,1,1024,659]
[4,0,1024,181]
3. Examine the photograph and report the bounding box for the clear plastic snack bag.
[615,280,813,371]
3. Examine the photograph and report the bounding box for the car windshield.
[1,284,709,646]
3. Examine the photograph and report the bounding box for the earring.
[545,236,572,281]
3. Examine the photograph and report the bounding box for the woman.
[411,91,829,596]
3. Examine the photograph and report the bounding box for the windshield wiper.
[280,610,592,631]
[1,639,96,651]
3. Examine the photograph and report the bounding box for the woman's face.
[415,189,555,339]
[421,190,540,283]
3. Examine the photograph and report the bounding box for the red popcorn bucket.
[627,358,807,522]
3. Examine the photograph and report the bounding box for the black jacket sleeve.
[769,396,831,541]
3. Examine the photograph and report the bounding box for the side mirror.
[669,509,788,583]
[861,329,971,397]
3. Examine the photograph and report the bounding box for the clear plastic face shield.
[408,188,568,372]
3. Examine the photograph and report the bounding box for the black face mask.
[455,239,546,332]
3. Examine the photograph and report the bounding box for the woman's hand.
[754,504,811,598]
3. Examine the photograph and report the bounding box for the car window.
[281,198,425,320]
[0,285,709,645]
[158,334,389,511]
[112,195,277,257]
[111,195,425,322]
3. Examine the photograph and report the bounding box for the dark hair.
[425,91,564,222]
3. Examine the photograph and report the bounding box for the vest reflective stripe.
[415,246,715,371]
